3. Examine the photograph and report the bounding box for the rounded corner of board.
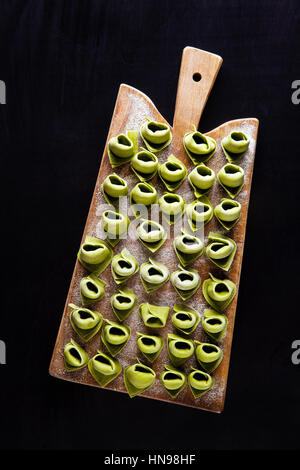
[48,360,59,379]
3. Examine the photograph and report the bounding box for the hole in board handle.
[193,73,202,82]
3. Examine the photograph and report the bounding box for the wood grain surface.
[49,47,259,413]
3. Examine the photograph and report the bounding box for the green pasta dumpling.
[136,219,167,253]
[140,118,172,153]
[110,287,137,322]
[130,148,158,181]
[69,303,103,341]
[202,273,236,312]
[167,334,195,367]
[137,332,164,363]
[139,303,170,328]
[173,229,204,266]
[205,232,237,272]
[217,163,245,199]
[77,236,113,275]
[214,198,241,230]
[124,358,156,398]
[130,182,158,218]
[88,350,122,387]
[101,319,131,356]
[140,258,169,293]
[186,196,213,231]
[159,192,185,224]
[183,125,216,165]
[172,304,200,335]
[195,341,223,373]
[64,339,89,372]
[101,173,128,206]
[107,130,138,167]
[221,131,250,162]
[188,163,215,197]
[202,309,228,343]
[158,154,187,191]
[111,248,139,284]
[101,209,130,246]
[80,273,106,306]
[171,265,201,300]
[160,364,187,398]
[188,367,215,398]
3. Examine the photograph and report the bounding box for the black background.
[0,0,299,451]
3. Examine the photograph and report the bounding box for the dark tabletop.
[0,0,299,451]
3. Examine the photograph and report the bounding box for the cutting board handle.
[173,47,223,135]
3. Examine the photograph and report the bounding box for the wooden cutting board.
[49,47,259,413]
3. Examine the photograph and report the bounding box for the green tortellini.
[188,368,214,398]
[101,209,130,247]
[158,154,187,191]
[217,163,245,199]
[139,302,170,328]
[202,309,228,343]
[130,182,158,218]
[137,332,164,363]
[205,232,237,272]
[159,192,185,224]
[130,148,158,181]
[124,358,156,398]
[107,130,138,167]
[69,303,103,341]
[101,173,128,205]
[80,273,106,306]
[214,198,241,230]
[140,118,172,153]
[203,273,236,312]
[111,248,139,284]
[136,219,167,253]
[77,236,113,275]
[195,341,223,373]
[221,131,250,162]
[160,364,187,398]
[167,334,195,367]
[172,304,200,335]
[186,196,213,231]
[171,265,201,300]
[183,125,216,165]
[110,287,137,322]
[101,319,131,356]
[173,229,204,266]
[88,350,122,387]
[188,163,215,197]
[140,258,169,293]
[64,339,89,372]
